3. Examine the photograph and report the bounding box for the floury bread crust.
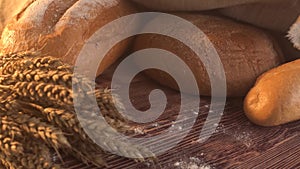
[244,59,300,126]
[0,0,31,35]
[0,0,138,75]
[133,14,285,97]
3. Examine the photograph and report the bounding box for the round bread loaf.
[244,59,300,126]
[0,0,137,75]
[131,0,275,11]
[133,14,284,97]
[0,0,31,35]
[219,0,300,32]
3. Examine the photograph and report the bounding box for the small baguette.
[244,59,300,126]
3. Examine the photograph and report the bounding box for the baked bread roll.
[244,59,300,126]
[133,14,284,97]
[0,0,31,35]
[131,0,276,11]
[219,0,300,32]
[0,0,137,75]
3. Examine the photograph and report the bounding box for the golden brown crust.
[244,59,300,126]
[0,0,137,75]
[133,14,284,97]
[0,0,32,35]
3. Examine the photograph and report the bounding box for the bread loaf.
[244,59,300,126]
[219,0,300,32]
[0,0,137,75]
[0,0,31,35]
[133,14,284,97]
[131,0,275,11]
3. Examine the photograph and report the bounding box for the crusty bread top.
[1,0,137,74]
[0,0,31,35]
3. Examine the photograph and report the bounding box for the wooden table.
[58,63,300,169]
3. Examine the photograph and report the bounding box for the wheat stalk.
[0,54,71,75]
[0,152,22,169]
[13,81,73,107]
[0,52,156,168]
[7,111,70,149]
[19,138,61,169]
[0,116,24,155]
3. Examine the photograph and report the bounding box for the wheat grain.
[0,51,38,67]
[0,116,24,155]
[0,52,156,167]
[0,152,22,169]
[8,112,70,149]
[66,135,108,167]
[20,138,61,169]
[0,70,72,87]
[0,55,71,75]
[95,89,125,119]
[13,81,73,107]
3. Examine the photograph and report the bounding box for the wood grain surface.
[56,63,300,169]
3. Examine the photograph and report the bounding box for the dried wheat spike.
[0,52,156,166]
[0,135,24,156]
[0,55,71,75]
[0,51,38,68]
[41,106,133,141]
[0,116,24,155]
[0,116,23,138]
[19,138,62,169]
[0,152,22,169]
[16,99,132,141]
[43,107,79,131]
[13,81,73,107]
[78,115,154,161]
[66,136,107,167]
[0,69,72,87]
[95,89,125,119]
[8,112,70,149]
[99,134,154,161]
[66,106,154,160]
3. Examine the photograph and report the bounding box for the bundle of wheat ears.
[0,52,154,169]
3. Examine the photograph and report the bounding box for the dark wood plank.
[56,63,300,169]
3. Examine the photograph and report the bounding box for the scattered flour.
[173,157,212,169]
[231,131,253,148]
[134,127,145,135]
[219,125,253,148]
